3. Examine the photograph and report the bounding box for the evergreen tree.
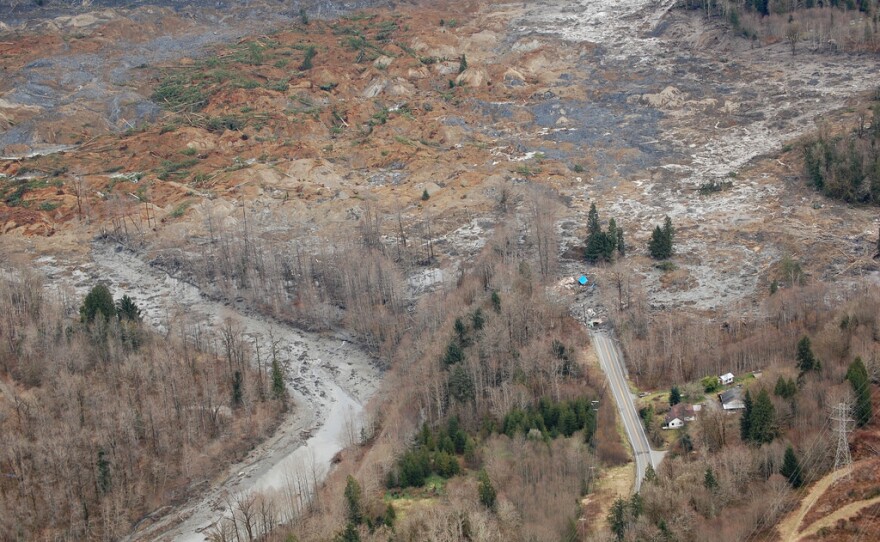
[608,218,618,253]
[80,284,116,323]
[585,203,604,262]
[458,54,468,73]
[748,389,776,444]
[648,225,670,259]
[454,317,469,346]
[96,448,111,494]
[643,464,658,484]
[847,357,873,427]
[344,475,364,525]
[740,389,753,442]
[780,445,803,488]
[448,364,475,403]
[442,341,465,366]
[116,294,142,322]
[471,308,484,331]
[587,202,602,237]
[663,215,674,248]
[774,376,797,399]
[477,469,497,511]
[271,357,286,400]
[334,522,360,542]
[491,290,501,313]
[616,226,625,257]
[703,466,718,490]
[231,370,243,407]
[608,497,628,541]
[669,386,681,406]
[796,336,818,374]
[383,503,396,527]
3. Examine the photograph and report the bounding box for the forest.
[0,270,284,541]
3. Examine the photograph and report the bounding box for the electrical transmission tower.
[831,401,854,478]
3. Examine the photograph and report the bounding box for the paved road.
[591,331,663,493]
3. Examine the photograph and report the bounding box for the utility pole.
[831,401,854,478]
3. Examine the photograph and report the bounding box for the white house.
[663,403,697,429]
[720,372,735,386]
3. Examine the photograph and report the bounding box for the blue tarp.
[578,275,589,285]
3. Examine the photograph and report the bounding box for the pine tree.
[780,445,803,487]
[344,475,364,525]
[643,464,658,484]
[669,386,681,406]
[663,215,674,248]
[587,202,601,237]
[616,226,625,257]
[703,466,718,490]
[608,497,628,541]
[458,54,468,73]
[116,294,142,322]
[80,284,116,323]
[231,370,243,407]
[271,357,286,400]
[96,448,111,494]
[454,317,469,346]
[608,218,618,253]
[847,357,873,427]
[748,389,776,444]
[774,376,796,399]
[796,336,817,373]
[648,225,670,259]
[334,522,360,542]
[478,469,497,511]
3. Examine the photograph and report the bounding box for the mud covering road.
[38,243,380,541]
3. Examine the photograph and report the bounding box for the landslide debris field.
[2,1,879,309]
[2,1,880,540]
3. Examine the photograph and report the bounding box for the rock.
[503,68,525,83]
[373,55,394,69]
[455,68,487,87]
[362,78,387,98]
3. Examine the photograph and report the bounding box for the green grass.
[169,201,192,218]
[156,158,199,180]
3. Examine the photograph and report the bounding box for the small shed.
[578,275,589,286]
[720,372,735,386]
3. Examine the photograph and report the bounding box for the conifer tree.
[780,445,803,487]
[703,466,718,490]
[344,475,364,525]
[271,357,286,400]
[796,336,818,374]
[478,469,497,511]
[847,357,872,427]
[669,386,681,406]
[616,226,625,257]
[80,284,116,323]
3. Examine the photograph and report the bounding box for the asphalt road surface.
[592,331,663,492]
